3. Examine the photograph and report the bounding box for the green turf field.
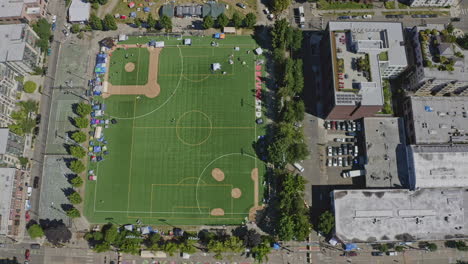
[108,48,149,85]
[85,36,266,225]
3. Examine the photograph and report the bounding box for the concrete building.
[68,0,90,23]
[407,0,453,7]
[403,96,468,144]
[320,22,407,120]
[333,188,468,242]
[405,25,468,96]
[0,168,27,239]
[407,144,468,190]
[0,0,47,24]
[0,129,25,168]
[362,117,408,188]
[0,24,41,75]
[0,64,19,127]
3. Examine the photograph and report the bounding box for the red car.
[25,249,30,260]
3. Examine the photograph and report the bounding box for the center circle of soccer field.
[175,110,212,146]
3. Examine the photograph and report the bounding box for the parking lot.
[323,120,365,183]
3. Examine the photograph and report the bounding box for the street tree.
[103,224,118,243]
[251,241,271,263]
[147,13,156,29]
[69,159,85,173]
[163,241,179,256]
[89,14,103,30]
[28,224,44,239]
[272,0,290,14]
[203,16,214,29]
[70,176,83,187]
[231,12,243,28]
[76,102,92,117]
[74,117,88,128]
[243,13,256,28]
[134,18,142,28]
[71,24,80,34]
[243,229,262,248]
[216,14,229,29]
[317,211,335,235]
[44,223,72,245]
[69,145,86,158]
[71,131,87,143]
[94,242,111,253]
[23,81,37,93]
[66,207,81,218]
[159,15,172,32]
[103,15,117,31]
[67,191,83,204]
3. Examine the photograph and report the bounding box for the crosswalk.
[460,8,468,15]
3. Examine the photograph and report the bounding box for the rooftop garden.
[318,0,373,10]
[381,80,393,115]
[356,54,372,82]
[378,51,388,61]
[418,27,460,72]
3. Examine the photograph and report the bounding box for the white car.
[334,138,345,142]
[326,159,332,167]
[362,14,372,19]
[27,186,32,197]
[332,158,338,167]
[327,146,333,156]
[263,8,270,14]
[52,15,57,23]
[338,157,343,167]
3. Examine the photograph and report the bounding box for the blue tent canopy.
[272,243,280,250]
[344,243,358,251]
[93,146,102,153]
[144,7,150,12]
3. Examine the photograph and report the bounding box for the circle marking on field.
[175,110,212,146]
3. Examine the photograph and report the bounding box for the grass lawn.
[318,0,373,10]
[384,1,396,9]
[85,36,266,225]
[108,48,150,86]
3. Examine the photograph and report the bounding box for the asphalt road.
[29,0,66,224]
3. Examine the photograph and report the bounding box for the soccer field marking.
[109,46,184,120]
[176,177,207,185]
[182,75,212,83]
[125,97,137,217]
[134,126,254,129]
[175,110,213,146]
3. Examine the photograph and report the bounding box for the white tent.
[212,63,221,71]
[155,41,165,48]
[254,48,263,55]
[184,39,192,45]
[118,34,128,41]
[94,126,102,138]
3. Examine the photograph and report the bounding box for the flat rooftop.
[328,22,407,107]
[0,24,27,63]
[363,117,408,188]
[0,0,37,18]
[333,188,468,242]
[0,168,16,235]
[407,144,468,189]
[414,25,468,82]
[408,96,468,144]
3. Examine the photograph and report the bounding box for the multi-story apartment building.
[0,168,28,239]
[0,0,47,24]
[405,25,468,96]
[0,128,25,168]
[0,64,19,128]
[0,24,41,75]
[320,22,408,120]
[407,0,453,7]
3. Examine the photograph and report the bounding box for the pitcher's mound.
[125,62,135,72]
[212,168,224,182]
[210,208,224,216]
[231,188,242,198]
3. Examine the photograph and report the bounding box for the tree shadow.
[60,204,74,212]
[61,187,75,197]
[65,173,77,184]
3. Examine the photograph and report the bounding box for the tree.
[89,14,103,30]
[44,223,72,245]
[203,16,214,29]
[395,245,405,252]
[70,176,83,188]
[379,243,389,252]
[23,81,37,93]
[272,0,290,13]
[94,242,111,253]
[91,2,99,9]
[66,207,81,218]
[287,142,309,163]
[134,18,142,28]
[317,211,334,235]
[71,131,87,143]
[207,240,225,259]
[231,12,243,28]
[291,29,303,52]
[103,14,117,31]
[28,224,44,239]
[277,215,295,241]
[71,24,80,34]
[103,224,118,243]
[244,13,256,29]
[76,102,92,117]
[147,13,156,29]
[69,145,86,158]
[69,159,85,174]
[216,14,229,29]
[32,18,51,52]
[163,241,179,256]
[447,23,455,34]
[159,15,172,32]
[74,117,88,128]
[146,232,161,249]
[251,241,271,263]
[243,229,262,248]
[427,243,437,252]
[271,19,291,50]
[180,240,197,254]
[18,156,29,167]
[67,191,83,204]
[97,0,108,5]
[18,100,38,114]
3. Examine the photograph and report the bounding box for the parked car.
[325,121,331,129]
[346,251,358,256]
[327,146,333,156]
[51,22,56,31]
[334,138,345,142]
[332,158,337,166]
[331,121,336,130]
[345,138,355,143]
[263,8,270,14]
[33,177,39,188]
[387,251,397,256]
[338,157,343,167]
[343,158,348,167]
[25,249,30,261]
[236,3,246,9]
[47,48,52,56]
[326,159,332,167]
[362,14,372,19]
[51,15,57,23]
[337,146,343,156]
[27,186,32,197]
[356,122,362,131]
[354,145,359,157]
[372,251,384,256]
[338,16,351,19]
[30,244,41,249]
[62,29,69,37]
[346,132,356,136]
[451,17,461,21]
[385,15,398,18]
[332,147,337,156]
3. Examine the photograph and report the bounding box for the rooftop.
[69,0,90,22]
[408,96,468,144]
[328,22,407,106]
[0,0,37,18]
[0,168,16,235]
[0,128,8,154]
[333,188,468,242]
[0,24,28,63]
[413,24,468,81]
[363,117,408,188]
[407,144,468,189]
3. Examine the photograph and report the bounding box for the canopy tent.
[130,12,137,18]
[344,243,358,251]
[141,226,153,235]
[128,1,135,8]
[93,146,102,153]
[89,175,97,181]
[223,27,236,34]
[255,47,263,55]
[124,224,134,231]
[143,7,150,12]
[213,33,225,39]
[94,126,102,138]
[184,39,192,45]
[118,34,128,41]
[211,63,221,71]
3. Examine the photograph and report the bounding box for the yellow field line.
[127,216,245,220]
[152,183,232,186]
[126,98,137,217]
[134,126,254,129]
[173,206,210,208]
[159,73,231,76]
